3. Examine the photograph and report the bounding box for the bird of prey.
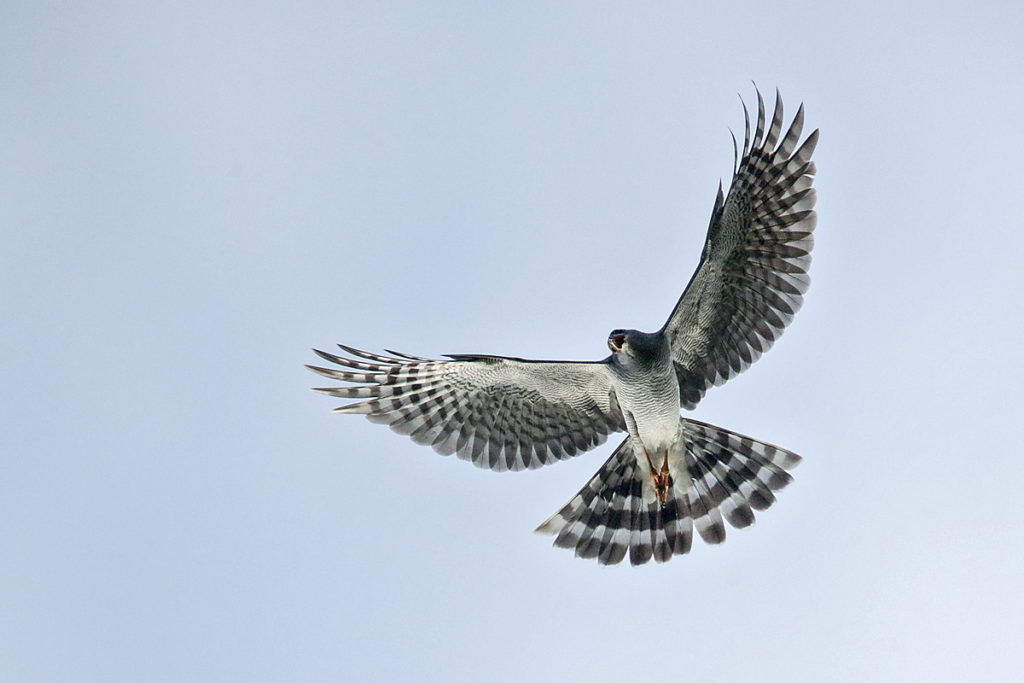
[308,88,818,565]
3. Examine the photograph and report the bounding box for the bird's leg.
[656,449,672,505]
[643,446,657,478]
[643,447,673,506]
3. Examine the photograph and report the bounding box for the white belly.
[611,352,683,463]
[627,418,689,505]
[632,406,680,454]
[619,383,680,456]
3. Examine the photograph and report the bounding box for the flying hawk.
[309,88,818,565]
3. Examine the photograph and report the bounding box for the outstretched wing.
[308,345,625,471]
[663,88,819,409]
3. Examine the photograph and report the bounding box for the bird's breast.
[619,369,681,455]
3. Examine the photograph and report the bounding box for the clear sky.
[3,2,1023,681]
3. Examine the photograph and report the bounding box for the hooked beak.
[608,333,626,352]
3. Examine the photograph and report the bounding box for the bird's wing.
[308,345,625,471]
[662,88,819,409]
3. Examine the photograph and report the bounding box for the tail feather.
[536,420,801,565]
[665,495,694,555]
[628,473,651,565]
[687,473,727,545]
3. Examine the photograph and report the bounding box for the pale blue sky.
[3,2,1023,681]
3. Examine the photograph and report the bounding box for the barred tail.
[535,421,801,566]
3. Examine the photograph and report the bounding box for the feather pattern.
[662,88,819,409]
[307,346,625,471]
[535,420,801,565]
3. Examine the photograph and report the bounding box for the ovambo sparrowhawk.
[308,88,818,565]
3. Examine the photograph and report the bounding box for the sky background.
[3,2,1023,681]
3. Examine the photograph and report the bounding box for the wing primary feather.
[741,96,752,155]
[752,87,766,152]
[313,348,383,372]
[777,103,805,159]
[763,88,784,151]
[383,348,432,361]
[730,128,739,177]
[336,344,412,365]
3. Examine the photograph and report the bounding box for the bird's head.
[607,329,629,353]
[607,329,668,367]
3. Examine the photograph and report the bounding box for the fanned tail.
[535,421,801,565]
[535,439,681,565]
